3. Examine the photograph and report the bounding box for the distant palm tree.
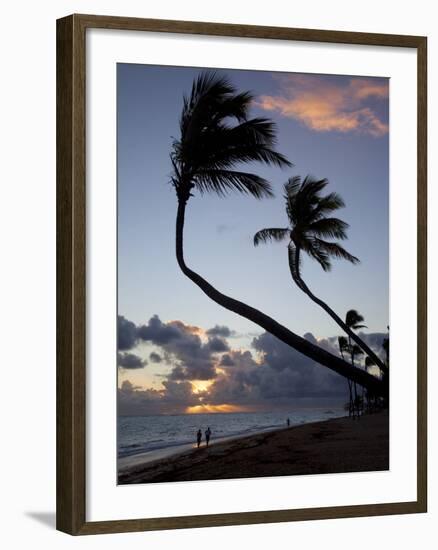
[338,336,354,417]
[345,309,367,417]
[170,72,385,395]
[253,176,388,375]
[345,309,367,333]
[351,344,364,416]
[365,356,377,412]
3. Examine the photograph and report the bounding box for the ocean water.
[118,409,345,459]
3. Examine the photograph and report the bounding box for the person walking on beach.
[205,427,211,447]
[196,429,202,448]
[287,418,290,427]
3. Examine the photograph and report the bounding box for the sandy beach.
[118,411,389,484]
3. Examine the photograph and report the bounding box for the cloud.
[202,332,346,409]
[118,352,147,370]
[220,353,235,367]
[118,379,201,415]
[303,332,340,355]
[257,74,389,137]
[137,315,182,345]
[134,315,229,381]
[120,380,142,392]
[118,315,138,350]
[206,325,236,338]
[357,331,388,361]
[252,331,345,394]
[357,331,386,349]
[206,336,230,353]
[220,349,257,369]
[117,314,385,414]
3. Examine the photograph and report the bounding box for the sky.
[117,63,389,415]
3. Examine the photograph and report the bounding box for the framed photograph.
[56,14,427,535]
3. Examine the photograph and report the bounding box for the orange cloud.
[257,75,389,137]
[168,319,204,336]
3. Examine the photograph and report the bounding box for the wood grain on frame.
[56,13,427,535]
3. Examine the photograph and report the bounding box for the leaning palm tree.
[253,176,387,375]
[170,71,385,395]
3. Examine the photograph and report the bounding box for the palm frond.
[312,192,345,218]
[181,119,291,172]
[284,176,331,227]
[229,118,277,142]
[254,227,289,246]
[199,143,290,171]
[345,309,367,330]
[307,217,350,239]
[180,72,234,132]
[298,236,332,271]
[211,91,253,123]
[313,239,359,265]
[309,247,332,271]
[301,176,329,201]
[219,119,292,168]
[284,175,302,197]
[195,170,273,198]
[171,72,292,201]
[338,336,349,351]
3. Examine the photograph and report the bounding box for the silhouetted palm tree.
[253,176,388,375]
[345,309,367,333]
[352,344,364,415]
[338,336,354,417]
[365,356,377,412]
[345,310,367,417]
[170,72,385,395]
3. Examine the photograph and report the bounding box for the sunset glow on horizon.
[185,404,252,415]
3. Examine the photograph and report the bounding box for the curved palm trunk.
[291,247,388,375]
[176,200,386,396]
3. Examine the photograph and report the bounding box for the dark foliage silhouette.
[170,72,386,395]
[254,176,388,374]
[338,336,354,417]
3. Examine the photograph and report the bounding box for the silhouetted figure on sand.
[196,429,202,448]
[287,418,290,427]
[205,427,211,447]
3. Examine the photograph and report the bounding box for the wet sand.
[118,411,389,484]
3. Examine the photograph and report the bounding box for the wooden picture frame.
[56,13,427,535]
